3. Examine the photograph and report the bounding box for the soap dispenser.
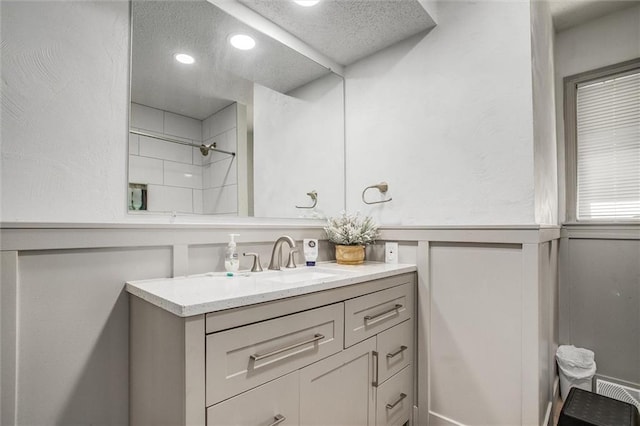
[225,234,240,272]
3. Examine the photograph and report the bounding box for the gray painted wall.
[561,234,640,387]
[553,5,640,393]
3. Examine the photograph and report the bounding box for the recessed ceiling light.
[229,34,256,50]
[174,53,195,64]
[294,0,320,6]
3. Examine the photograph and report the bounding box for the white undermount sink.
[263,267,350,285]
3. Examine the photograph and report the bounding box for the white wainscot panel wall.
[1,225,559,426]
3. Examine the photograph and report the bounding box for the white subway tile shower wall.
[192,147,205,166]
[203,158,237,189]
[138,135,193,164]
[193,189,204,214]
[203,185,238,215]
[203,103,236,140]
[128,103,238,214]
[164,162,203,190]
[164,111,202,141]
[128,155,163,185]
[204,128,238,165]
[146,185,193,213]
[130,102,163,133]
[201,104,238,215]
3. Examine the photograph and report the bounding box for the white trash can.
[556,345,597,401]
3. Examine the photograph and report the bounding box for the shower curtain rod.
[129,129,236,157]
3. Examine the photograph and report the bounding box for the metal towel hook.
[296,190,318,209]
[362,182,392,205]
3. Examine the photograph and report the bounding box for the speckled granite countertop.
[126,262,416,317]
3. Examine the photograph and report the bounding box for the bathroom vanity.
[126,263,417,426]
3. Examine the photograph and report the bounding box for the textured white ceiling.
[236,0,436,66]
[131,0,634,121]
[549,0,639,31]
[131,0,330,120]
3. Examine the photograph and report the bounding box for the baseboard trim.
[429,411,466,426]
[545,376,561,426]
[543,401,553,426]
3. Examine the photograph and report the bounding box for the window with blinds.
[575,69,640,220]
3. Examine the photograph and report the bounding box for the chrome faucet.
[268,235,297,270]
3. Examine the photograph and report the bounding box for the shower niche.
[128,183,148,211]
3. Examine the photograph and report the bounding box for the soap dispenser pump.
[225,234,240,272]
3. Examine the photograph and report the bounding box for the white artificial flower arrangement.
[324,212,379,246]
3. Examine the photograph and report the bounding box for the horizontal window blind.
[576,70,640,220]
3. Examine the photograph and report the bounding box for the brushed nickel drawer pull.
[268,414,286,426]
[387,345,408,359]
[364,304,402,324]
[372,351,379,387]
[250,333,325,361]
[386,393,407,410]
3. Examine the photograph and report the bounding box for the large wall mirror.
[128,0,345,219]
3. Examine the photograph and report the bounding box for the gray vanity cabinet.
[129,272,416,426]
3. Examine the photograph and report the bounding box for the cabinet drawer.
[376,365,413,426]
[376,319,413,385]
[345,283,414,348]
[206,371,299,426]
[206,303,344,406]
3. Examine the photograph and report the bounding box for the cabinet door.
[206,371,299,426]
[299,337,376,426]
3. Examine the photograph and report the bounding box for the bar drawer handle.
[250,333,325,361]
[386,393,407,410]
[372,351,379,387]
[387,345,408,359]
[268,414,286,426]
[364,304,402,324]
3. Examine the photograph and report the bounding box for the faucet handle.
[286,248,298,269]
[243,252,263,272]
